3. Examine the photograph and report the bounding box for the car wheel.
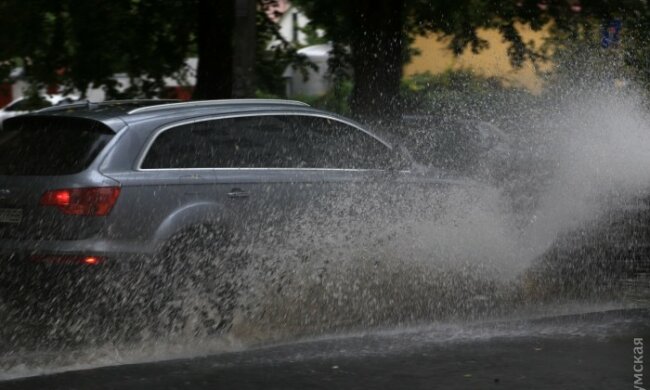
[149,225,247,336]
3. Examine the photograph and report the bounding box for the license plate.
[0,208,22,224]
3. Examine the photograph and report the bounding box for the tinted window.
[400,117,481,171]
[295,116,395,169]
[142,115,395,169]
[0,117,113,176]
[142,116,300,169]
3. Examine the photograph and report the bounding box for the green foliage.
[293,0,553,73]
[400,70,536,120]
[256,5,317,97]
[5,0,650,106]
[624,9,650,91]
[296,69,535,119]
[296,79,353,115]
[0,0,309,99]
[290,0,558,118]
[404,70,505,96]
[300,23,328,46]
[527,1,650,94]
[0,0,195,98]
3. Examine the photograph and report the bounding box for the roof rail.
[36,99,181,114]
[35,101,90,113]
[127,99,310,115]
[101,99,181,106]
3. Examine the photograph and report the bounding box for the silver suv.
[0,99,471,330]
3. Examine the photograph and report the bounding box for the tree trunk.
[232,0,257,98]
[193,0,234,100]
[349,0,405,120]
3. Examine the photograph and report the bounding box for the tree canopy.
[0,0,194,97]
[294,0,650,118]
[1,0,650,118]
[0,0,302,100]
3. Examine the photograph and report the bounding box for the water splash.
[3,70,650,379]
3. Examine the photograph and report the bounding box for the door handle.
[227,188,250,199]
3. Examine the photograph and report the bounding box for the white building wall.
[277,10,310,45]
[284,44,332,97]
[11,80,28,100]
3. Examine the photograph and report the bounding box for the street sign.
[601,20,622,49]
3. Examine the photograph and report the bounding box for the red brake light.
[30,255,104,265]
[54,191,71,206]
[40,187,121,216]
[82,256,101,265]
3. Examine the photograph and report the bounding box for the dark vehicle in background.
[0,99,473,330]
[0,94,79,130]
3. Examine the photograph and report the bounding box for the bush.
[294,79,353,115]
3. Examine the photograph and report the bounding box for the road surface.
[2,307,648,389]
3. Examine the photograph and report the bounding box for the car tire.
[147,224,247,336]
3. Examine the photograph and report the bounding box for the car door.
[135,115,308,247]
[134,113,452,253]
[249,114,417,243]
[281,114,461,238]
[138,113,403,245]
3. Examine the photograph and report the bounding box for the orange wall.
[405,24,549,92]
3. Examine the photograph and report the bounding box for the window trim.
[135,112,395,171]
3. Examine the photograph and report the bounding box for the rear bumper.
[0,238,160,307]
[0,237,157,262]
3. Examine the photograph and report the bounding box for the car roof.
[22,99,316,130]
[19,99,372,134]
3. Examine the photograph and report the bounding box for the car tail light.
[30,255,104,265]
[40,187,121,216]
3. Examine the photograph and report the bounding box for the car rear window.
[0,117,114,176]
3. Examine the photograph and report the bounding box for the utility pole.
[232,0,257,98]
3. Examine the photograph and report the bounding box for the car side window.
[292,116,394,169]
[142,116,296,169]
[141,115,395,169]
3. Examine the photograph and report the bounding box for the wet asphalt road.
[2,307,649,390]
